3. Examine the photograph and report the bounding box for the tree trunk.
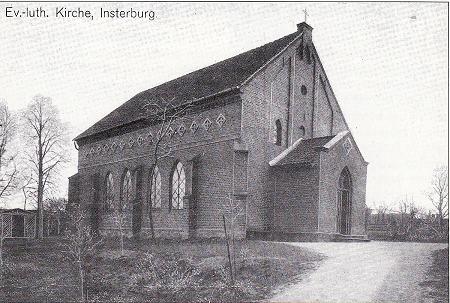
[231,217,236,276]
[119,213,124,256]
[0,236,3,287]
[148,210,155,239]
[223,214,234,285]
[0,217,3,268]
[78,261,85,303]
[0,236,3,268]
[37,135,44,239]
[149,160,157,240]
[0,216,3,286]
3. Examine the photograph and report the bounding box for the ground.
[2,239,447,302]
[271,241,449,303]
[420,248,449,302]
[0,238,323,302]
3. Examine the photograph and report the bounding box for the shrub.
[128,253,202,301]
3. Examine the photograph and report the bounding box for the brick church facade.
[69,22,368,241]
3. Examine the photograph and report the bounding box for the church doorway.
[337,167,352,235]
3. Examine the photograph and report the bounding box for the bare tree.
[62,205,102,303]
[396,198,421,240]
[0,102,19,280]
[0,101,19,201]
[21,95,69,239]
[373,202,392,224]
[0,213,5,287]
[112,206,126,256]
[44,197,67,236]
[141,98,193,238]
[427,165,448,234]
[21,171,36,210]
[221,195,245,288]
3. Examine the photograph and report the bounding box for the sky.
[0,2,448,210]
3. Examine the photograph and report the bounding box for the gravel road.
[270,241,448,303]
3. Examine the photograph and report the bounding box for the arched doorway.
[337,167,352,235]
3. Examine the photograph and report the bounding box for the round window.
[301,85,307,96]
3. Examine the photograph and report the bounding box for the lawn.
[421,247,449,302]
[1,238,324,302]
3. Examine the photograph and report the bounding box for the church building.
[69,22,368,241]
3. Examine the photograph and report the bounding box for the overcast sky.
[0,2,447,210]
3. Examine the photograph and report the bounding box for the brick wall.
[240,35,303,231]
[74,97,247,239]
[68,174,80,209]
[271,165,319,233]
[312,46,348,136]
[240,30,354,234]
[315,77,333,137]
[291,36,315,143]
[318,133,368,235]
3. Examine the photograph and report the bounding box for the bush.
[128,253,202,301]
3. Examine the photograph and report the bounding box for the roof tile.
[271,135,335,166]
[76,31,300,140]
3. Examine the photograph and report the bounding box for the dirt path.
[270,241,448,303]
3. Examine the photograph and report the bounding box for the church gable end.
[318,132,367,236]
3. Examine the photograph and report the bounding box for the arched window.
[171,162,185,209]
[120,169,133,211]
[337,167,352,235]
[104,172,115,212]
[339,168,352,190]
[150,166,162,208]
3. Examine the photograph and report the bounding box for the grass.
[420,248,449,303]
[0,238,324,302]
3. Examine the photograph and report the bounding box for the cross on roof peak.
[303,8,309,23]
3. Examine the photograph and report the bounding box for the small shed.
[1,209,36,238]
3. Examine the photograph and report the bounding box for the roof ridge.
[322,131,349,149]
[269,137,304,167]
[132,31,301,101]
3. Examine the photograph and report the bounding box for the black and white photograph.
[0,2,448,302]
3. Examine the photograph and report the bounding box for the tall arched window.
[275,119,282,146]
[171,162,185,209]
[104,172,115,212]
[120,169,133,211]
[150,166,162,208]
[337,167,352,235]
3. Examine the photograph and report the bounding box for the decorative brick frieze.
[79,108,234,166]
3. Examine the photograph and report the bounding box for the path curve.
[270,241,448,303]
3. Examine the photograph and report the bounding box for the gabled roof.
[269,135,335,167]
[269,130,368,167]
[75,31,302,141]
